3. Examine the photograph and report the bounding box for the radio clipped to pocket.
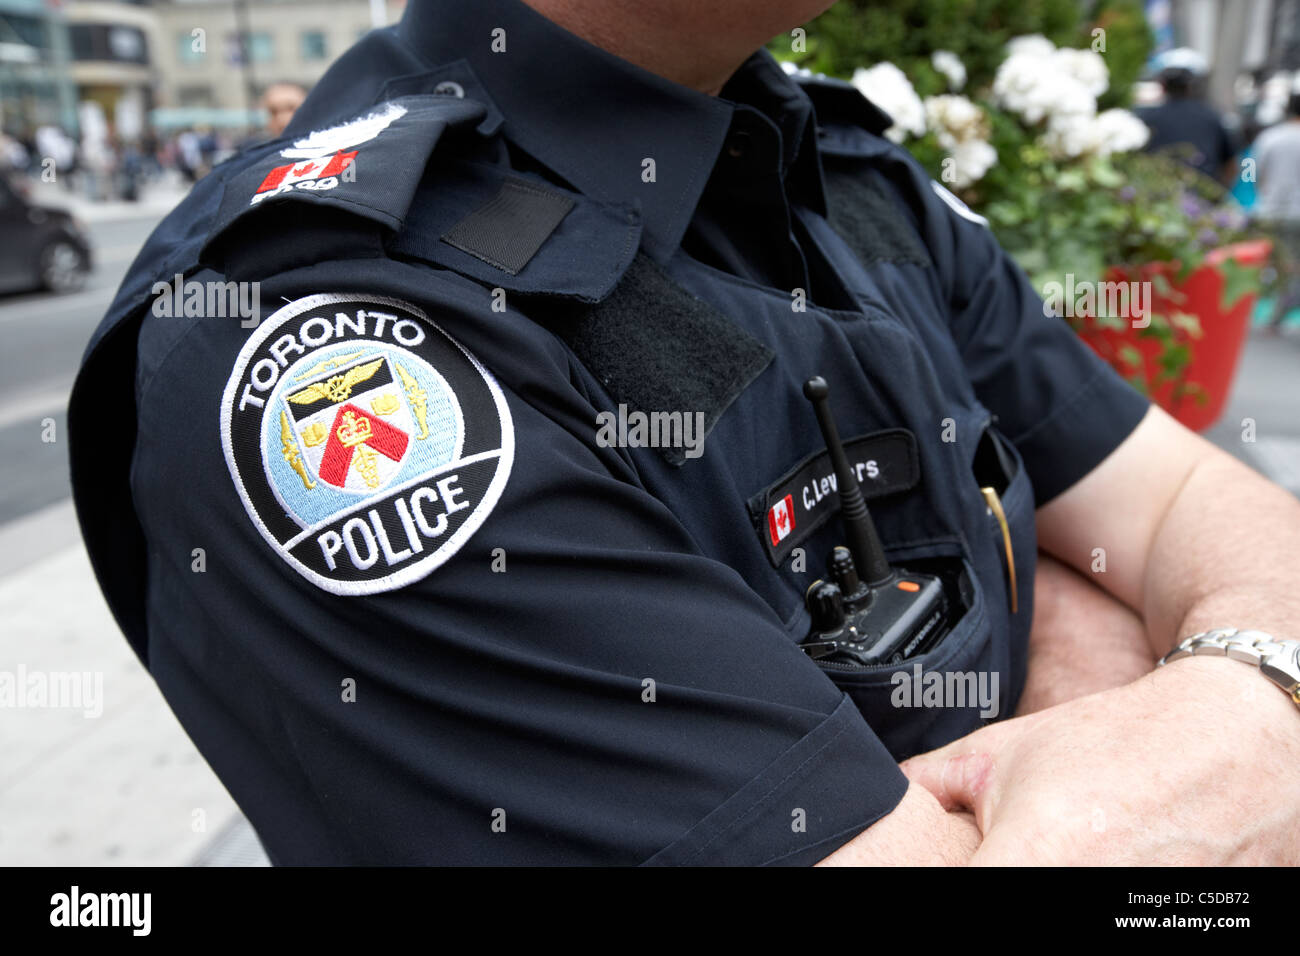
[797,377,958,669]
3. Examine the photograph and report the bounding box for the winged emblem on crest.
[286,357,385,405]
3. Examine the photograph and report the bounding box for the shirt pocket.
[812,543,997,761]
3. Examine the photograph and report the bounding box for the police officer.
[71,0,1300,865]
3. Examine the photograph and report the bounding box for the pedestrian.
[1253,91,1300,331]
[262,81,308,138]
[1138,60,1237,182]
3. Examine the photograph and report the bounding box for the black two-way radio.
[799,377,949,667]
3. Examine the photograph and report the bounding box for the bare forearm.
[1143,452,1300,655]
[1014,553,1154,715]
[1038,406,1300,659]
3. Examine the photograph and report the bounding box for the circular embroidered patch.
[220,293,513,595]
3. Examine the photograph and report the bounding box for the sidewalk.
[1204,327,1300,492]
[0,500,265,866]
[28,171,192,225]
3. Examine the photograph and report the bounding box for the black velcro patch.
[824,166,930,268]
[553,254,774,467]
[748,429,920,567]
[441,177,575,275]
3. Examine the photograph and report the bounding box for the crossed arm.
[821,404,1300,865]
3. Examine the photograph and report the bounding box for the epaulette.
[790,72,893,135]
[780,71,904,164]
[200,93,488,280]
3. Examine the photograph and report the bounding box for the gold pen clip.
[980,486,1017,613]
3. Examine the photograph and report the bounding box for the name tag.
[750,429,920,567]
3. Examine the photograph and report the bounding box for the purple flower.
[1197,228,1219,246]
[1120,186,1137,201]
[1216,208,1245,232]
[1181,195,1204,217]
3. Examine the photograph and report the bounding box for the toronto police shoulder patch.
[220,293,514,595]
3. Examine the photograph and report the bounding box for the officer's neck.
[523,0,834,95]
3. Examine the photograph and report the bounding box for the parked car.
[0,174,92,294]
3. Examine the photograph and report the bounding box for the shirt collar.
[397,0,823,260]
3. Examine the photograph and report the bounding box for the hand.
[900,655,1300,864]
[816,783,981,866]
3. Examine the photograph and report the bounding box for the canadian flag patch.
[251,150,357,205]
[248,101,409,208]
[768,493,795,547]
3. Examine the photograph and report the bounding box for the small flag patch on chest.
[768,494,795,547]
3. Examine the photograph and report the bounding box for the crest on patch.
[221,293,513,595]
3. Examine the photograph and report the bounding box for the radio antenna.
[803,377,893,586]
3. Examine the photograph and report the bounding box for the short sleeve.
[915,177,1150,503]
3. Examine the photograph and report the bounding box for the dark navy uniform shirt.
[70,0,1149,865]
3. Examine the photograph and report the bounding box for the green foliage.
[1217,256,1261,312]
[983,149,1124,292]
[1104,150,1256,274]
[998,147,1260,399]
[1088,0,1154,107]
[776,1,1257,402]
[782,1,1150,98]
[785,0,1082,93]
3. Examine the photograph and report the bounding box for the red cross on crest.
[317,402,409,488]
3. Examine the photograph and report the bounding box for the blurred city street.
[0,189,168,534]
[0,174,269,865]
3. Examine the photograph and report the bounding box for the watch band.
[1159,628,1300,706]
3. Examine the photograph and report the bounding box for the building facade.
[0,0,78,134]
[152,0,405,117]
[2,0,408,139]
[64,0,161,139]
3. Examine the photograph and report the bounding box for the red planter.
[1074,240,1272,432]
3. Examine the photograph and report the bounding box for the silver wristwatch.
[1159,628,1300,707]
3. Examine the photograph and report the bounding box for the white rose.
[1042,113,1101,158]
[1041,108,1149,158]
[1091,108,1151,155]
[1053,47,1109,98]
[931,50,967,91]
[948,138,997,188]
[851,63,926,142]
[924,94,986,150]
[923,94,995,188]
[1005,34,1057,59]
[993,53,1096,125]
